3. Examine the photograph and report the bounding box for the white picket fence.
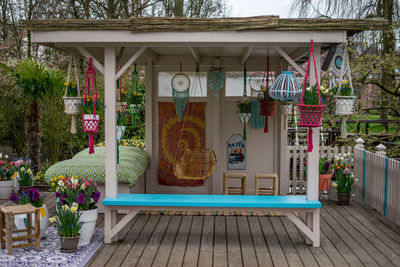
[354,146,400,226]
[287,145,353,194]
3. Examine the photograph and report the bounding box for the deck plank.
[183,216,203,267]
[258,217,289,267]
[167,216,193,267]
[213,216,228,267]
[225,216,243,267]
[137,215,171,266]
[198,216,214,267]
[152,216,182,267]
[121,215,161,267]
[237,216,258,267]
[247,217,273,267]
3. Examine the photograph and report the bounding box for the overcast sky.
[228,0,293,18]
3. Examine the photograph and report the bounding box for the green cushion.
[45,146,148,186]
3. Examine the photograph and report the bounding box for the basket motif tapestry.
[158,102,206,186]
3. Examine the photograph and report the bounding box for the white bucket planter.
[0,180,14,199]
[14,205,49,239]
[116,126,126,141]
[280,103,293,115]
[78,208,98,246]
[64,97,82,115]
[335,96,356,116]
[238,113,251,124]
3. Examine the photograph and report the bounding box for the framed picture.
[227,134,246,170]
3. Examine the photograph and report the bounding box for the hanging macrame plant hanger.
[82,58,100,154]
[63,53,82,134]
[297,40,326,152]
[238,62,251,140]
[259,56,277,133]
[173,64,217,181]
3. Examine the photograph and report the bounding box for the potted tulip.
[10,187,49,239]
[319,157,333,191]
[50,175,100,246]
[332,157,354,205]
[0,155,13,199]
[51,203,81,253]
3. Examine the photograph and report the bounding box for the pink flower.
[344,168,350,175]
[15,161,20,168]
[3,167,6,171]
[89,178,93,182]
[0,160,5,166]
[10,162,14,167]
[85,181,90,187]
[94,182,97,187]
[68,182,72,188]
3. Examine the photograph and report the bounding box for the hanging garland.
[129,64,143,128]
[82,58,100,154]
[297,40,326,152]
[208,66,224,98]
[63,53,82,134]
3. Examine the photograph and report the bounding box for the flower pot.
[259,101,277,116]
[116,126,126,141]
[238,113,251,124]
[337,192,351,205]
[14,204,49,239]
[129,104,142,114]
[335,96,356,116]
[319,173,332,191]
[297,104,325,127]
[117,101,127,113]
[280,103,293,115]
[82,114,100,133]
[64,97,82,115]
[59,235,80,253]
[78,208,98,246]
[0,180,14,199]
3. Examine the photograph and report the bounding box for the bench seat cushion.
[103,194,321,209]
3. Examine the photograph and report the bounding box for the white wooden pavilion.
[27,16,386,247]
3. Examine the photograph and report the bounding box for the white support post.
[104,46,118,199]
[145,57,153,193]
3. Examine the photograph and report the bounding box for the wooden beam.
[273,46,305,77]
[115,46,147,79]
[187,46,200,63]
[240,46,253,64]
[143,48,158,62]
[117,47,125,67]
[76,46,104,75]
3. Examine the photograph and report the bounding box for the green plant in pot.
[0,155,14,200]
[236,99,253,140]
[319,157,333,192]
[333,160,354,205]
[51,203,81,253]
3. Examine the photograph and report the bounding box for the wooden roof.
[22,16,388,35]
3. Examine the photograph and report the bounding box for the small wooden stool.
[223,173,247,195]
[0,204,40,255]
[255,173,279,195]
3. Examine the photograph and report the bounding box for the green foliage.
[54,204,81,237]
[303,84,319,105]
[236,99,253,113]
[117,111,129,126]
[319,157,333,174]
[331,80,353,96]
[64,81,79,97]
[335,169,354,194]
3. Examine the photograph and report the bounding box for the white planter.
[130,103,142,113]
[14,204,49,239]
[64,97,82,115]
[78,208,98,246]
[280,103,293,115]
[239,113,251,124]
[335,96,356,116]
[0,180,14,199]
[116,126,126,141]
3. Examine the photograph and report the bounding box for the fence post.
[355,138,365,149]
[376,144,386,156]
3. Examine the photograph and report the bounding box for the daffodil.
[49,216,57,223]
[63,204,69,211]
[70,206,77,213]
[51,182,55,187]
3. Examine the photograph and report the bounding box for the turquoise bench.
[102,194,321,247]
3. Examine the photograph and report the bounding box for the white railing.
[354,140,400,226]
[287,145,353,194]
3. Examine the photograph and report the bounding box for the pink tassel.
[264,117,268,133]
[307,127,313,152]
[89,133,94,154]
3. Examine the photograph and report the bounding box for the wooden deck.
[2,194,400,266]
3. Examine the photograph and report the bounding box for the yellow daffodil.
[64,82,69,86]
[51,182,55,187]
[49,216,57,223]
[332,183,337,187]
[63,205,69,211]
[70,206,77,213]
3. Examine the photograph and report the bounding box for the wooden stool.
[0,204,40,255]
[223,173,246,195]
[255,173,279,195]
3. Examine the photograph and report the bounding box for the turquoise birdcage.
[269,71,301,102]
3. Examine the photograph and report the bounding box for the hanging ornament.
[82,58,100,154]
[258,56,277,133]
[129,64,143,128]
[63,53,82,134]
[269,71,302,102]
[172,72,190,121]
[297,40,326,152]
[237,62,252,140]
[208,66,224,98]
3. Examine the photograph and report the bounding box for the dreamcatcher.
[82,58,100,154]
[172,64,190,122]
[63,53,82,134]
[129,64,142,128]
[208,66,224,98]
[173,64,217,181]
[258,56,277,133]
[249,71,266,98]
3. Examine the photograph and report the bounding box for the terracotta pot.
[59,235,80,253]
[319,173,332,191]
[337,192,351,205]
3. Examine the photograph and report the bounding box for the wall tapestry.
[227,134,246,170]
[158,102,205,186]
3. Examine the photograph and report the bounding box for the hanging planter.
[258,56,276,133]
[82,58,100,154]
[237,99,252,140]
[297,40,326,152]
[63,54,82,134]
[280,102,293,115]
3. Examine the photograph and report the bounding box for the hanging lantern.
[258,56,277,133]
[172,73,190,121]
[82,58,100,154]
[208,67,224,98]
[269,71,302,102]
[129,64,143,127]
[297,40,326,152]
[63,54,82,134]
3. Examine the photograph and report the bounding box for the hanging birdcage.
[63,54,82,134]
[297,40,326,152]
[82,58,100,154]
[269,71,302,102]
